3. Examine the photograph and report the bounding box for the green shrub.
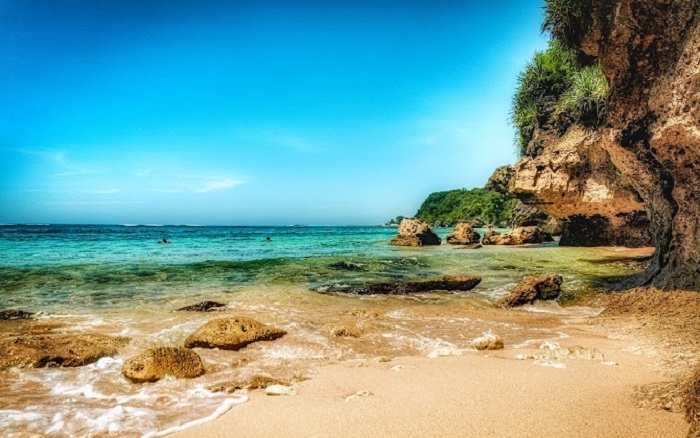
[556,64,609,128]
[415,188,517,226]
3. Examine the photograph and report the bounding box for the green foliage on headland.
[511,0,610,156]
[415,188,517,227]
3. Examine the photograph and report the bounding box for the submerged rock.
[457,243,482,250]
[390,218,441,247]
[471,332,504,350]
[317,275,481,295]
[122,346,204,383]
[185,317,287,350]
[446,222,481,245]
[330,325,362,338]
[209,375,287,393]
[481,226,553,245]
[0,309,35,320]
[329,261,365,271]
[177,301,226,312]
[0,334,130,370]
[499,275,563,308]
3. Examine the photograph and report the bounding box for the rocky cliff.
[584,0,700,290]
[511,125,652,246]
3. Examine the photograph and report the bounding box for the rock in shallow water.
[0,334,130,370]
[184,317,287,350]
[481,226,553,245]
[316,275,481,295]
[471,332,504,350]
[0,309,35,320]
[446,222,481,245]
[176,301,226,312]
[122,346,205,383]
[499,275,563,308]
[390,218,441,247]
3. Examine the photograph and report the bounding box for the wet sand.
[173,313,689,438]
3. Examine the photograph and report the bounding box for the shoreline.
[171,303,691,438]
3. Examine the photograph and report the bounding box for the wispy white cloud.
[194,178,245,193]
[84,188,120,194]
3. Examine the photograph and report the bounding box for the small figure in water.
[158,238,171,244]
[266,236,272,242]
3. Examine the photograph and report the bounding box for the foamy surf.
[141,396,248,438]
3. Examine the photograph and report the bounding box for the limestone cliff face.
[512,125,651,247]
[585,0,700,290]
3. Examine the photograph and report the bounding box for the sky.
[0,0,548,225]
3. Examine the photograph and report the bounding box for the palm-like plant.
[557,64,610,128]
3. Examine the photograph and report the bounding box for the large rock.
[481,226,553,245]
[184,317,287,350]
[0,334,130,370]
[390,218,441,247]
[122,346,204,383]
[484,165,515,194]
[317,275,481,295]
[583,0,700,289]
[499,276,563,308]
[446,222,481,245]
[0,309,34,320]
[512,126,651,247]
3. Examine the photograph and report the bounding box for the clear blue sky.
[0,0,547,225]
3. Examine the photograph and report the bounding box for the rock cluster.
[499,276,563,308]
[390,218,441,247]
[481,226,553,245]
[0,309,35,320]
[445,222,481,245]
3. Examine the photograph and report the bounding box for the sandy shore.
[173,315,689,438]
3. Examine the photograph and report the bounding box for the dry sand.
[173,316,689,438]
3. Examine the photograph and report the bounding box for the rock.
[471,331,504,350]
[0,334,129,370]
[446,222,481,245]
[330,325,362,338]
[457,243,482,250]
[209,375,285,393]
[122,346,204,383]
[481,226,553,245]
[511,126,652,248]
[345,390,373,401]
[390,218,441,247]
[265,384,296,396]
[329,261,365,271]
[0,309,35,320]
[427,347,464,358]
[318,275,481,295]
[499,275,563,308]
[177,301,226,312]
[484,165,515,195]
[184,317,287,350]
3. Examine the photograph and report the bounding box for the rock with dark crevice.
[390,218,441,247]
[446,222,481,245]
[481,226,553,245]
[499,276,563,308]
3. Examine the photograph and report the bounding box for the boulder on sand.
[499,275,563,308]
[0,334,130,370]
[390,219,441,247]
[446,222,481,245]
[122,346,205,383]
[184,317,287,350]
[481,226,553,245]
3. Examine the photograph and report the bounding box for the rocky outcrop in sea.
[390,218,441,247]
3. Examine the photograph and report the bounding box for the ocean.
[0,224,646,437]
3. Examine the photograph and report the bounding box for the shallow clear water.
[0,224,649,437]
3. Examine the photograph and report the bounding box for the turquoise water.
[0,224,649,437]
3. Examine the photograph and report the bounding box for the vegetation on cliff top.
[511,0,609,156]
[415,188,517,227]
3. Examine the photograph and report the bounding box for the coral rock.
[122,346,204,383]
[185,317,287,350]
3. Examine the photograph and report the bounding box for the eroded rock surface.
[446,222,481,245]
[481,226,553,246]
[499,275,563,308]
[185,317,287,350]
[390,218,441,247]
[122,346,204,383]
[0,310,35,320]
[0,334,129,370]
[177,301,226,312]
